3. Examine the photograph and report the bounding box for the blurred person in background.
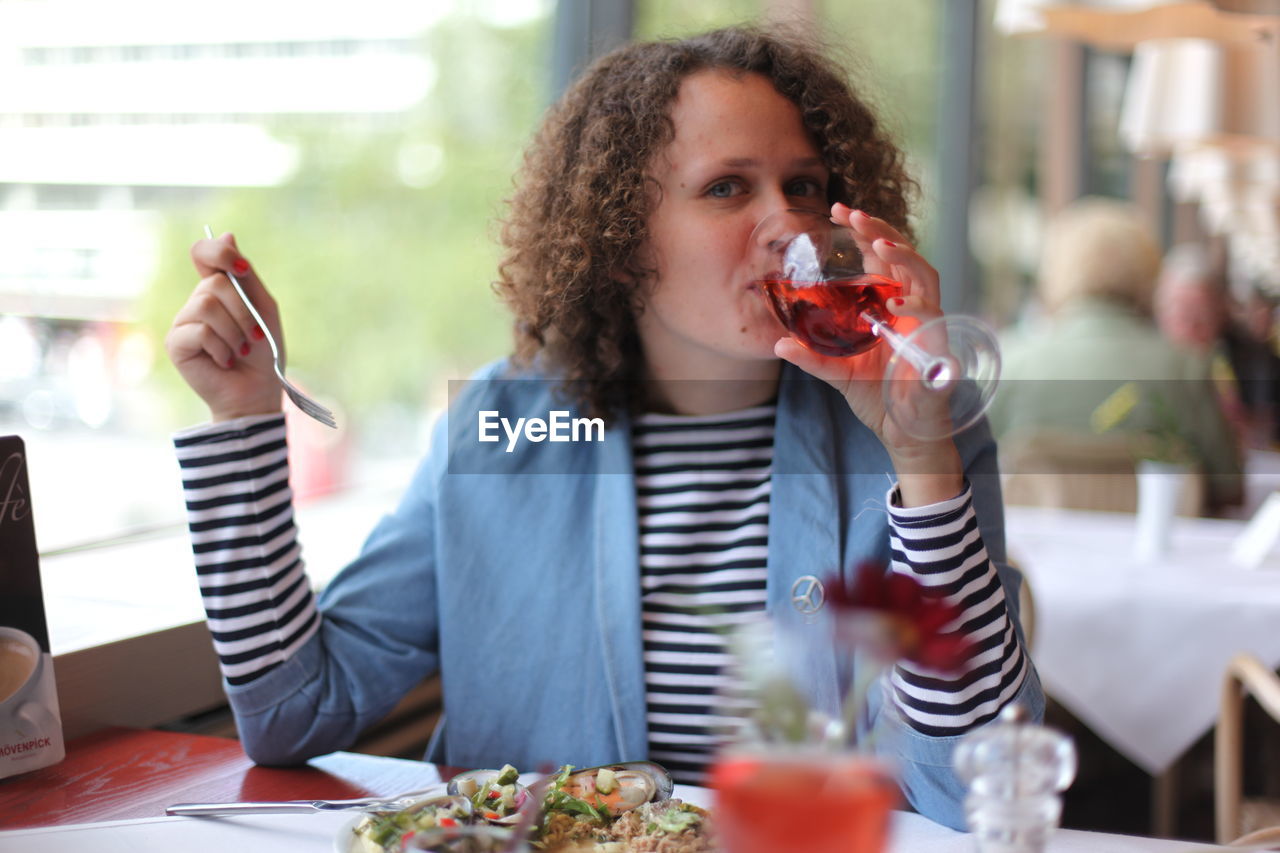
[1155,244,1229,355]
[1153,243,1249,445]
[988,197,1243,512]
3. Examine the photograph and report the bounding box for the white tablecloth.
[1005,504,1280,774]
[0,809,1230,852]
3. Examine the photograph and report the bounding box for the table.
[0,727,453,829]
[0,727,1229,851]
[1005,505,1280,778]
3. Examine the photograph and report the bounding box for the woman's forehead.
[669,68,784,121]
[660,69,819,164]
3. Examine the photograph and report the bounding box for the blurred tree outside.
[635,0,761,36]
[139,13,549,432]
[820,0,941,260]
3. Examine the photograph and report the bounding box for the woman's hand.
[165,233,285,422]
[773,203,963,505]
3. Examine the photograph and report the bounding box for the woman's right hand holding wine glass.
[775,203,943,431]
[165,233,285,422]
[756,203,1000,505]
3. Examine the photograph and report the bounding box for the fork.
[202,225,337,429]
[166,784,447,816]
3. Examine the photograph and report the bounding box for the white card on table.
[1231,490,1280,570]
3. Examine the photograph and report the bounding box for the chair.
[1216,653,1280,845]
[1229,826,1280,849]
[999,428,1204,516]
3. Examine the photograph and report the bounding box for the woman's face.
[635,69,831,379]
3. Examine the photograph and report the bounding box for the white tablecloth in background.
[1005,505,1280,774]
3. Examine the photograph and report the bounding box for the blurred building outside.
[0,0,538,564]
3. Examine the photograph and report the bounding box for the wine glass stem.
[861,311,956,390]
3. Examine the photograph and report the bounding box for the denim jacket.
[223,361,1043,830]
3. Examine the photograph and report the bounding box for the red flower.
[825,560,972,672]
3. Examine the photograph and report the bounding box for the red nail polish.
[232,258,250,275]
[239,341,251,357]
[888,297,904,307]
[225,356,235,369]
[883,240,897,248]
[252,325,266,341]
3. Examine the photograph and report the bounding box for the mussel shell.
[445,769,528,825]
[558,761,674,813]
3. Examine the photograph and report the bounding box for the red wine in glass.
[748,208,1002,439]
[759,273,902,358]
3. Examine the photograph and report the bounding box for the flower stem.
[839,658,885,751]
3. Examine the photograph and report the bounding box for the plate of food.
[336,761,716,852]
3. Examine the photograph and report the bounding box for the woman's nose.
[757,189,798,223]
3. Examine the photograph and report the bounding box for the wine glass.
[748,208,1001,441]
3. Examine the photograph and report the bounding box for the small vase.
[1133,459,1190,561]
[709,749,898,853]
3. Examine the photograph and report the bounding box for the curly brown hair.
[496,24,917,421]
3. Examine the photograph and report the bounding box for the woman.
[166,26,1040,830]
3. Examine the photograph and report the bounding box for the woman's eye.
[786,178,825,197]
[706,180,741,199]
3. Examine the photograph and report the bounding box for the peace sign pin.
[790,575,825,617]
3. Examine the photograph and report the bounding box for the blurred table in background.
[1005,505,1280,834]
[1006,505,1280,774]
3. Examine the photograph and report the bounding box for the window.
[0,5,552,671]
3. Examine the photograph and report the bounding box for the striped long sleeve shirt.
[174,415,319,686]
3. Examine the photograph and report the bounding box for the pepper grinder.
[953,705,1077,853]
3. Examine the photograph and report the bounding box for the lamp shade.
[1119,39,1222,155]
[1119,37,1280,156]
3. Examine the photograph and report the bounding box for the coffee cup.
[0,626,50,739]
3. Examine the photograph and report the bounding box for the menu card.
[1232,490,1280,569]
[0,435,65,778]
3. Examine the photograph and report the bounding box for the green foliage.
[635,0,763,37]
[138,13,550,430]
[819,1,941,256]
